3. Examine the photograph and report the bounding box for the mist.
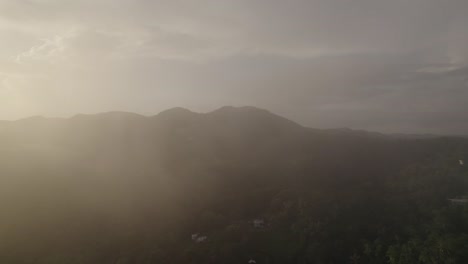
[1,0,468,133]
[2,1,468,263]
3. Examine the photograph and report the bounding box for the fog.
[2,1,468,263]
[1,0,468,133]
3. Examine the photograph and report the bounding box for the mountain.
[1,106,468,264]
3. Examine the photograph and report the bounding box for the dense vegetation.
[1,107,468,263]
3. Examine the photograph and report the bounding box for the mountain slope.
[1,106,468,264]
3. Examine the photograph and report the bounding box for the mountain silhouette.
[1,106,468,263]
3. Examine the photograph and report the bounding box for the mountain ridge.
[1,105,468,263]
[1,106,455,138]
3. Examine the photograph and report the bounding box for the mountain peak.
[157,107,194,116]
[207,105,302,131]
[154,107,199,122]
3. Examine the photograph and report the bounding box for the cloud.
[1,0,464,59]
[0,0,467,133]
[15,35,68,64]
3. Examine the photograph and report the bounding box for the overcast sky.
[1,0,468,134]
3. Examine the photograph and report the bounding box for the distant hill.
[1,106,468,264]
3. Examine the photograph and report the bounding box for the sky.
[1,0,468,134]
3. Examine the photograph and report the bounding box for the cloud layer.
[1,0,468,134]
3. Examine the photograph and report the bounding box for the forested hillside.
[1,107,468,264]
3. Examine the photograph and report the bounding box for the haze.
[1,0,468,134]
[3,2,468,262]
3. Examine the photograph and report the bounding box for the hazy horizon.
[1,105,466,136]
[1,0,468,134]
[3,2,468,262]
